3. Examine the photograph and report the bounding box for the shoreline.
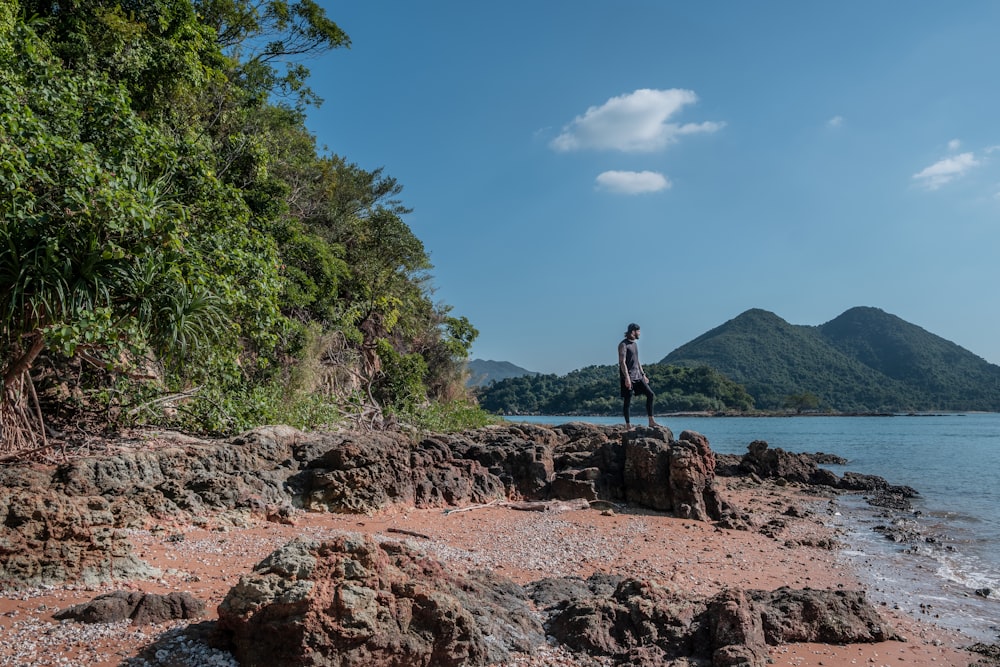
[0,477,983,667]
[505,410,992,419]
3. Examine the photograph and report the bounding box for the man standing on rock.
[618,323,658,428]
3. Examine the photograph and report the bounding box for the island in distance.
[470,306,1000,414]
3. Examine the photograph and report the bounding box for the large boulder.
[751,587,899,644]
[215,534,544,667]
[545,577,708,664]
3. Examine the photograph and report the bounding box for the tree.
[195,0,349,108]
[784,392,820,414]
[1,20,229,450]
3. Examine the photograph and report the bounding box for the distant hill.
[465,359,539,387]
[662,307,1000,412]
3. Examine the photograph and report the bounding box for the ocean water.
[508,413,1000,642]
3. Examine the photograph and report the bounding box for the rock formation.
[0,467,156,587]
[215,538,899,667]
[538,573,898,667]
[0,422,918,665]
[54,591,205,625]
[1,423,889,590]
[215,535,543,667]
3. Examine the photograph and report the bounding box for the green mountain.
[662,307,1000,412]
[466,359,539,387]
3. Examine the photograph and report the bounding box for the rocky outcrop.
[0,422,752,588]
[549,421,624,501]
[738,440,841,486]
[288,432,503,513]
[54,591,205,625]
[724,441,919,509]
[548,424,730,521]
[445,423,558,500]
[838,471,919,510]
[537,574,899,667]
[214,540,899,667]
[215,535,543,667]
[2,427,515,588]
[667,430,726,521]
[0,467,156,587]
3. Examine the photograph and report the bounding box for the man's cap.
[627,323,640,332]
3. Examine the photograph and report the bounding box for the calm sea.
[508,413,1000,642]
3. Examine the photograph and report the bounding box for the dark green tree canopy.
[476,363,755,416]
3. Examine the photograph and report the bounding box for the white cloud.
[827,115,844,128]
[550,88,724,153]
[948,139,962,151]
[595,170,671,194]
[913,152,981,190]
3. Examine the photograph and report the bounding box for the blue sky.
[305,2,1000,374]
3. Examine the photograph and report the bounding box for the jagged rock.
[292,431,415,512]
[622,425,674,510]
[708,589,768,667]
[622,427,727,521]
[527,572,625,611]
[739,440,837,486]
[670,430,727,521]
[751,587,899,644]
[0,467,157,588]
[446,424,557,500]
[543,577,897,667]
[53,427,302,527]
[714,453,744,477]
[545,577,706,662]
[54,590,205,625]
[411,436,506,507]
[838,471,919,510]
[551,422,626,501]
[215,534,544,667]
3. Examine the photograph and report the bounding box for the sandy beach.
[0,475,980,667]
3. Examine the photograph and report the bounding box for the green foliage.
[390,399,500,434]
[663,307,1000,412]
[2,1,481,447]
[1,23,209,374]
[475,363,755,416]
[784,392,820,414]
[373,338,428,411]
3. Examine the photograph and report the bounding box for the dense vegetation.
[663,307,1000,412]
[476,363,755,416]
[1,0,491,456]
